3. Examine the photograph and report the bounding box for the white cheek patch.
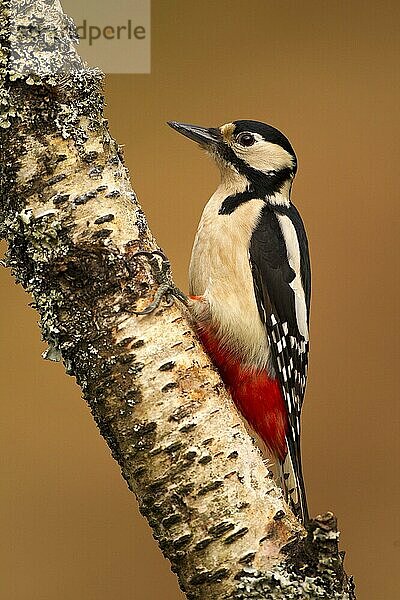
[234,140,295,173]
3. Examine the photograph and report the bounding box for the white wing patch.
[275,214,309,340]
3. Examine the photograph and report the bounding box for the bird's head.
[168,119,297,202]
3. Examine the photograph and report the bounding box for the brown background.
[1,1,399,599]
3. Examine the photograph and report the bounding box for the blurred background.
[1,1,399,598]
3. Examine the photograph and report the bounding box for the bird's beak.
[167,121,221,147]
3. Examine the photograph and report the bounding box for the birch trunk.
[0,1,355,598]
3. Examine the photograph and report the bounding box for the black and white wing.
[249,202,311,520]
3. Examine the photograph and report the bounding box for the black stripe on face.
[218,167,293,215]
[217,139,294,190]
[218,191,255,215]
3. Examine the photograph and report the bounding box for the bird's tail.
[279,436,309,524]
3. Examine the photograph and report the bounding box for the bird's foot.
[132,250,187,315]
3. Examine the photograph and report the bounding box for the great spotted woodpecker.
[135,120,311,523]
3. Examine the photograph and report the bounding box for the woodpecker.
[134,119,311,523]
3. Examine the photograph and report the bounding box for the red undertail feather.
[197,325,288,461]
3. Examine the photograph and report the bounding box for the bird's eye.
[236,132,255,147]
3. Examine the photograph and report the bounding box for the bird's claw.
[131,250,187,315]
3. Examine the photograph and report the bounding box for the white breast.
[189,186,271,371]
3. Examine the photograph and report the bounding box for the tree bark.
[0,2,355,598]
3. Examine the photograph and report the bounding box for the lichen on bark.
[0,1,355,598]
